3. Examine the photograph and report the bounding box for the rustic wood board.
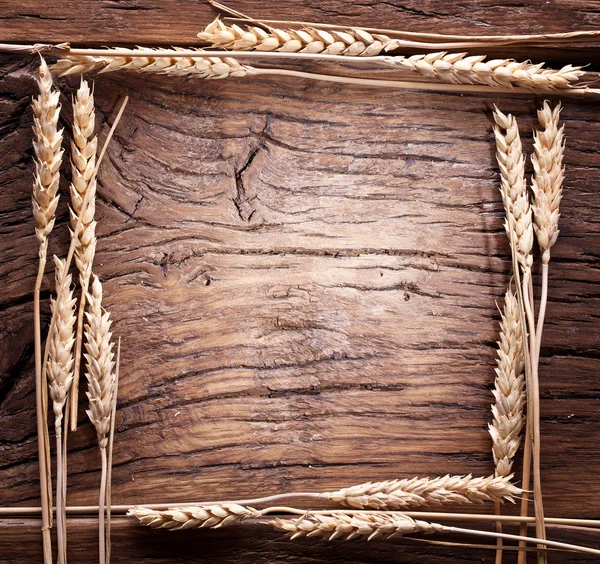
[1,1,600,562]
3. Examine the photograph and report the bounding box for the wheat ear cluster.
[32,57,64,246]
[532,101,565,264]
[52,52,249,79]
[489,287,526,478]
[271,512,444,541]
[127,505,260,530]
[47,258,76,432]
[494,107,534,273]
[84,275,116,449]
[385,53,584,91]
[324,474,521,510]
[198,17,395,56]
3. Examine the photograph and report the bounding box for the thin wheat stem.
[34,242,52,563]
[536,264,549,357]
[56,432,65,564]
[444,526,600,556]
[494,500,503,564]
[106,338,121,564]
[99,448,107,564]
[522,272,547,563]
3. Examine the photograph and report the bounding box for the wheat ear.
[532,102,564,267]
[32,55,63,564]
[385,53,584,91]
[84,275,117,564]
[127,505,260,530]
[324,474,521,510]
[198,17,395,56]
[272,511,444,541]
[47,257,76,564]
[490,287,526,479]
[490,285,526,564]
[51,52,250,79]
[68,77,98,432]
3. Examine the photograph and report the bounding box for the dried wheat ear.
[32,57,64,245]
[489,287,526,479]
[198,17,395,55]
[494,106,534,273]
[323,474,521,510]
[47,257,76,431]
[271,512,444,541]
[69,77,98,431]
[532,101,564,265]
[52,52,249,79]
[84,275,116,448]
[127,505,260,530]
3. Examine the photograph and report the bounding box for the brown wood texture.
[1,1,600,562]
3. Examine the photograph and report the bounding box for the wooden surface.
[1,1,600,562]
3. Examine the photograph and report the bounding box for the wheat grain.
[47,257,76,431]
[198,17,394,56]
[52,51,250,79]
[84,275,116,449]
[32,56,62,564]
[493,107,534,273]
[531,102,564,265]
[271,511,444,541]
[324,474,521,511]
[490,287,526,479]
[385,53,584,91]
[69,77,98,432]
[127,505,260,530]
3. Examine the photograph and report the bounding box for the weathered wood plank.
[1,1,600,561]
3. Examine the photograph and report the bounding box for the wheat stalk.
[84,274,117,564]
[47,257,76,564]
[32,55,63,564]
[198,17,395,56]
[69,77,98,432]
[494,107,546,564]
[489,287,526,479]
[531,101,565,359]
[324,474,521,511]
[52,52,250,79]
[271,511,444,541]
[127,505,260,530]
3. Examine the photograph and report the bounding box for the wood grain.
[1,1,600,562]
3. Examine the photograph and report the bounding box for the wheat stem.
[208,1,600,46]
[32,54,64,564]
[99,448,107,564]
[106,338,121,564]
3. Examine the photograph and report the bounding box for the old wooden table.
[1,1,599,562]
